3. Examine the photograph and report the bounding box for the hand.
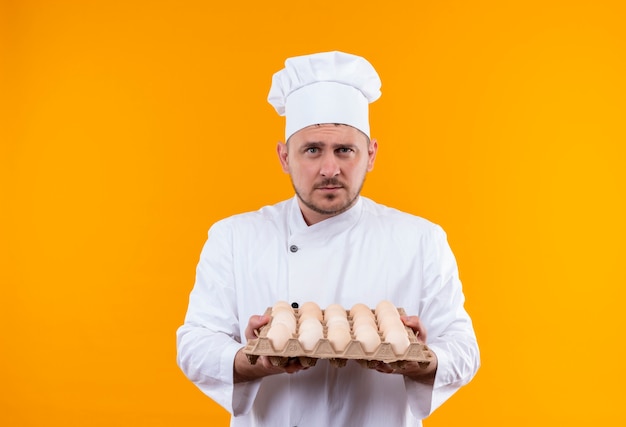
[369,314,437,385]
[400,315,427,343]
[234,315,310,383]
[244,314,271,340]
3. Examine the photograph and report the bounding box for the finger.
[372,361,394,374]
[260,356,285,373]
[246,315,270,340]
[284,358,309,374]
[251,314,271,329]
[400,315,427,343]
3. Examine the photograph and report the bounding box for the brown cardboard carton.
[244,307,434,369]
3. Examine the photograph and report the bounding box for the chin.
[297,190,355,216]
[318,199,351,214]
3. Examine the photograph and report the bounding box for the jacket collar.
[288,195,363,238]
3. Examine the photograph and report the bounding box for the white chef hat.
[267,51,382,141]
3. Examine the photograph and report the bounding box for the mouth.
[315,179,344,191]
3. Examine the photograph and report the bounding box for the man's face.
[277,124,377,225]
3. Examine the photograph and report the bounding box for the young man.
[177,51,480,426]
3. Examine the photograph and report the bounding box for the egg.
[327,327,352,352]
[381,323,404,340]
[299,317,323,334]
[352,321,377,338]
[384,328,411,355]
[375,300,398,316]
[273,300,293,312]
[299,301,323,320]
[272,304,295,314]
[350,303,374,318]
[355,326,381,353]
[273,305,296,316]
[378,311,404,334]
[324,304,347,321]
[325,316,350,329]
[266,322,292,351]
[298,319,324,351]
[327,322,351,335]
[272,310,297,332]
[352,314,377,331]
[272,307,296,322]
[299,312,321,323]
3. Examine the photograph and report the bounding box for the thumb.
[401,315,428,343]
[250,314,271,330]
[245,314,270,340]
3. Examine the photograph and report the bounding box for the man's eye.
[337,147,353,153]
[306,148,319,154]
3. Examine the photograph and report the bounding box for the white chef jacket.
[177,196,479,427]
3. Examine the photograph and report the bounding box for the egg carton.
[243,307,435,369]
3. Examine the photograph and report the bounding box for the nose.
[319,152,340,177]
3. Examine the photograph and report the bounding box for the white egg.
[354,322,378,335]
[349,303,373,318]
[378,312,404,334]
[299,301,323,320]
[273,305,295,314]
[273,300,293,311]
[386,321,406,337]
[298,327,324,351]
[325,316,350,329]
[272,311,297,332]
[352,314,377,331]
[266,322,292,351]
[375,300,397,316]
[355,326,381,353]
[299,317,323,334]
[272,307,296,322]
[327,327,352,352]
[384,328,411,355]
[324,304,347,320]
[299,311,323,323]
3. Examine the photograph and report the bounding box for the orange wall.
[2,1,625,425]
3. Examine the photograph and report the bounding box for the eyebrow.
[302,141,324,148]
[302,141,358,149]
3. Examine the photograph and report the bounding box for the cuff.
[226,345,262,416]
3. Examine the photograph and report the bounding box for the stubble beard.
[293,177,366,217]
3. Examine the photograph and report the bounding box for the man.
[177,51,480,426]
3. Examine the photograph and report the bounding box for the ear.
[277,141,289,173]
[367,138,378,172]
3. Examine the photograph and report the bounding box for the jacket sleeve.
[176,220,262,415]
[405,225,481,419]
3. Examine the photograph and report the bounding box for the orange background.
[2,0,625,425]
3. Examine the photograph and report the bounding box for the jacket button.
[289,245,298,253]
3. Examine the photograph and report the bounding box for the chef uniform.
[177,51,480,427]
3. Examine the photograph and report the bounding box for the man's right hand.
[234,314,310,383]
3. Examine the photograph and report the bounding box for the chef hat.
[268,51,382,141]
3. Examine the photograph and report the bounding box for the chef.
[176,51,480,426]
